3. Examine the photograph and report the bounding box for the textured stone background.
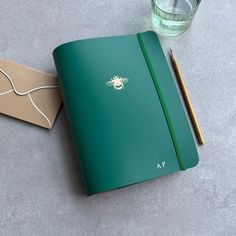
[0,0,235,235]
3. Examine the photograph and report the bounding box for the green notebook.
[53,31,199,196]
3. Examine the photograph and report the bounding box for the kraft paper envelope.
[0,59,62,129]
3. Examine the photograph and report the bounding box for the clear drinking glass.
[151,0,201,37]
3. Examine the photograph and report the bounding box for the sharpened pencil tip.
[169,48,176,61]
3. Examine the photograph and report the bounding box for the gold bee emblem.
[106,76,129,91]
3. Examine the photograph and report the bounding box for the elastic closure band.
[137,33,186,170]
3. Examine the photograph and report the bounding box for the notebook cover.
[53,31,199,196]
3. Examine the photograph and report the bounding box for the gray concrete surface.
[0,0,235,235]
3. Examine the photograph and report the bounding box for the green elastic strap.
[137,33,186,170]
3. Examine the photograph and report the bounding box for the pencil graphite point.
[169,48,176,61]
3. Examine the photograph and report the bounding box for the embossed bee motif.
[106,76,129,91]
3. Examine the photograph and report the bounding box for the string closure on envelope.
[0,68,60,128]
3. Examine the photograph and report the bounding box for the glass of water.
[151,0,201,37]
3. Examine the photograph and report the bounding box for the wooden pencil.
[169,48,205,145]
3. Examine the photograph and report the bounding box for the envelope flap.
[0,59,58,94]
